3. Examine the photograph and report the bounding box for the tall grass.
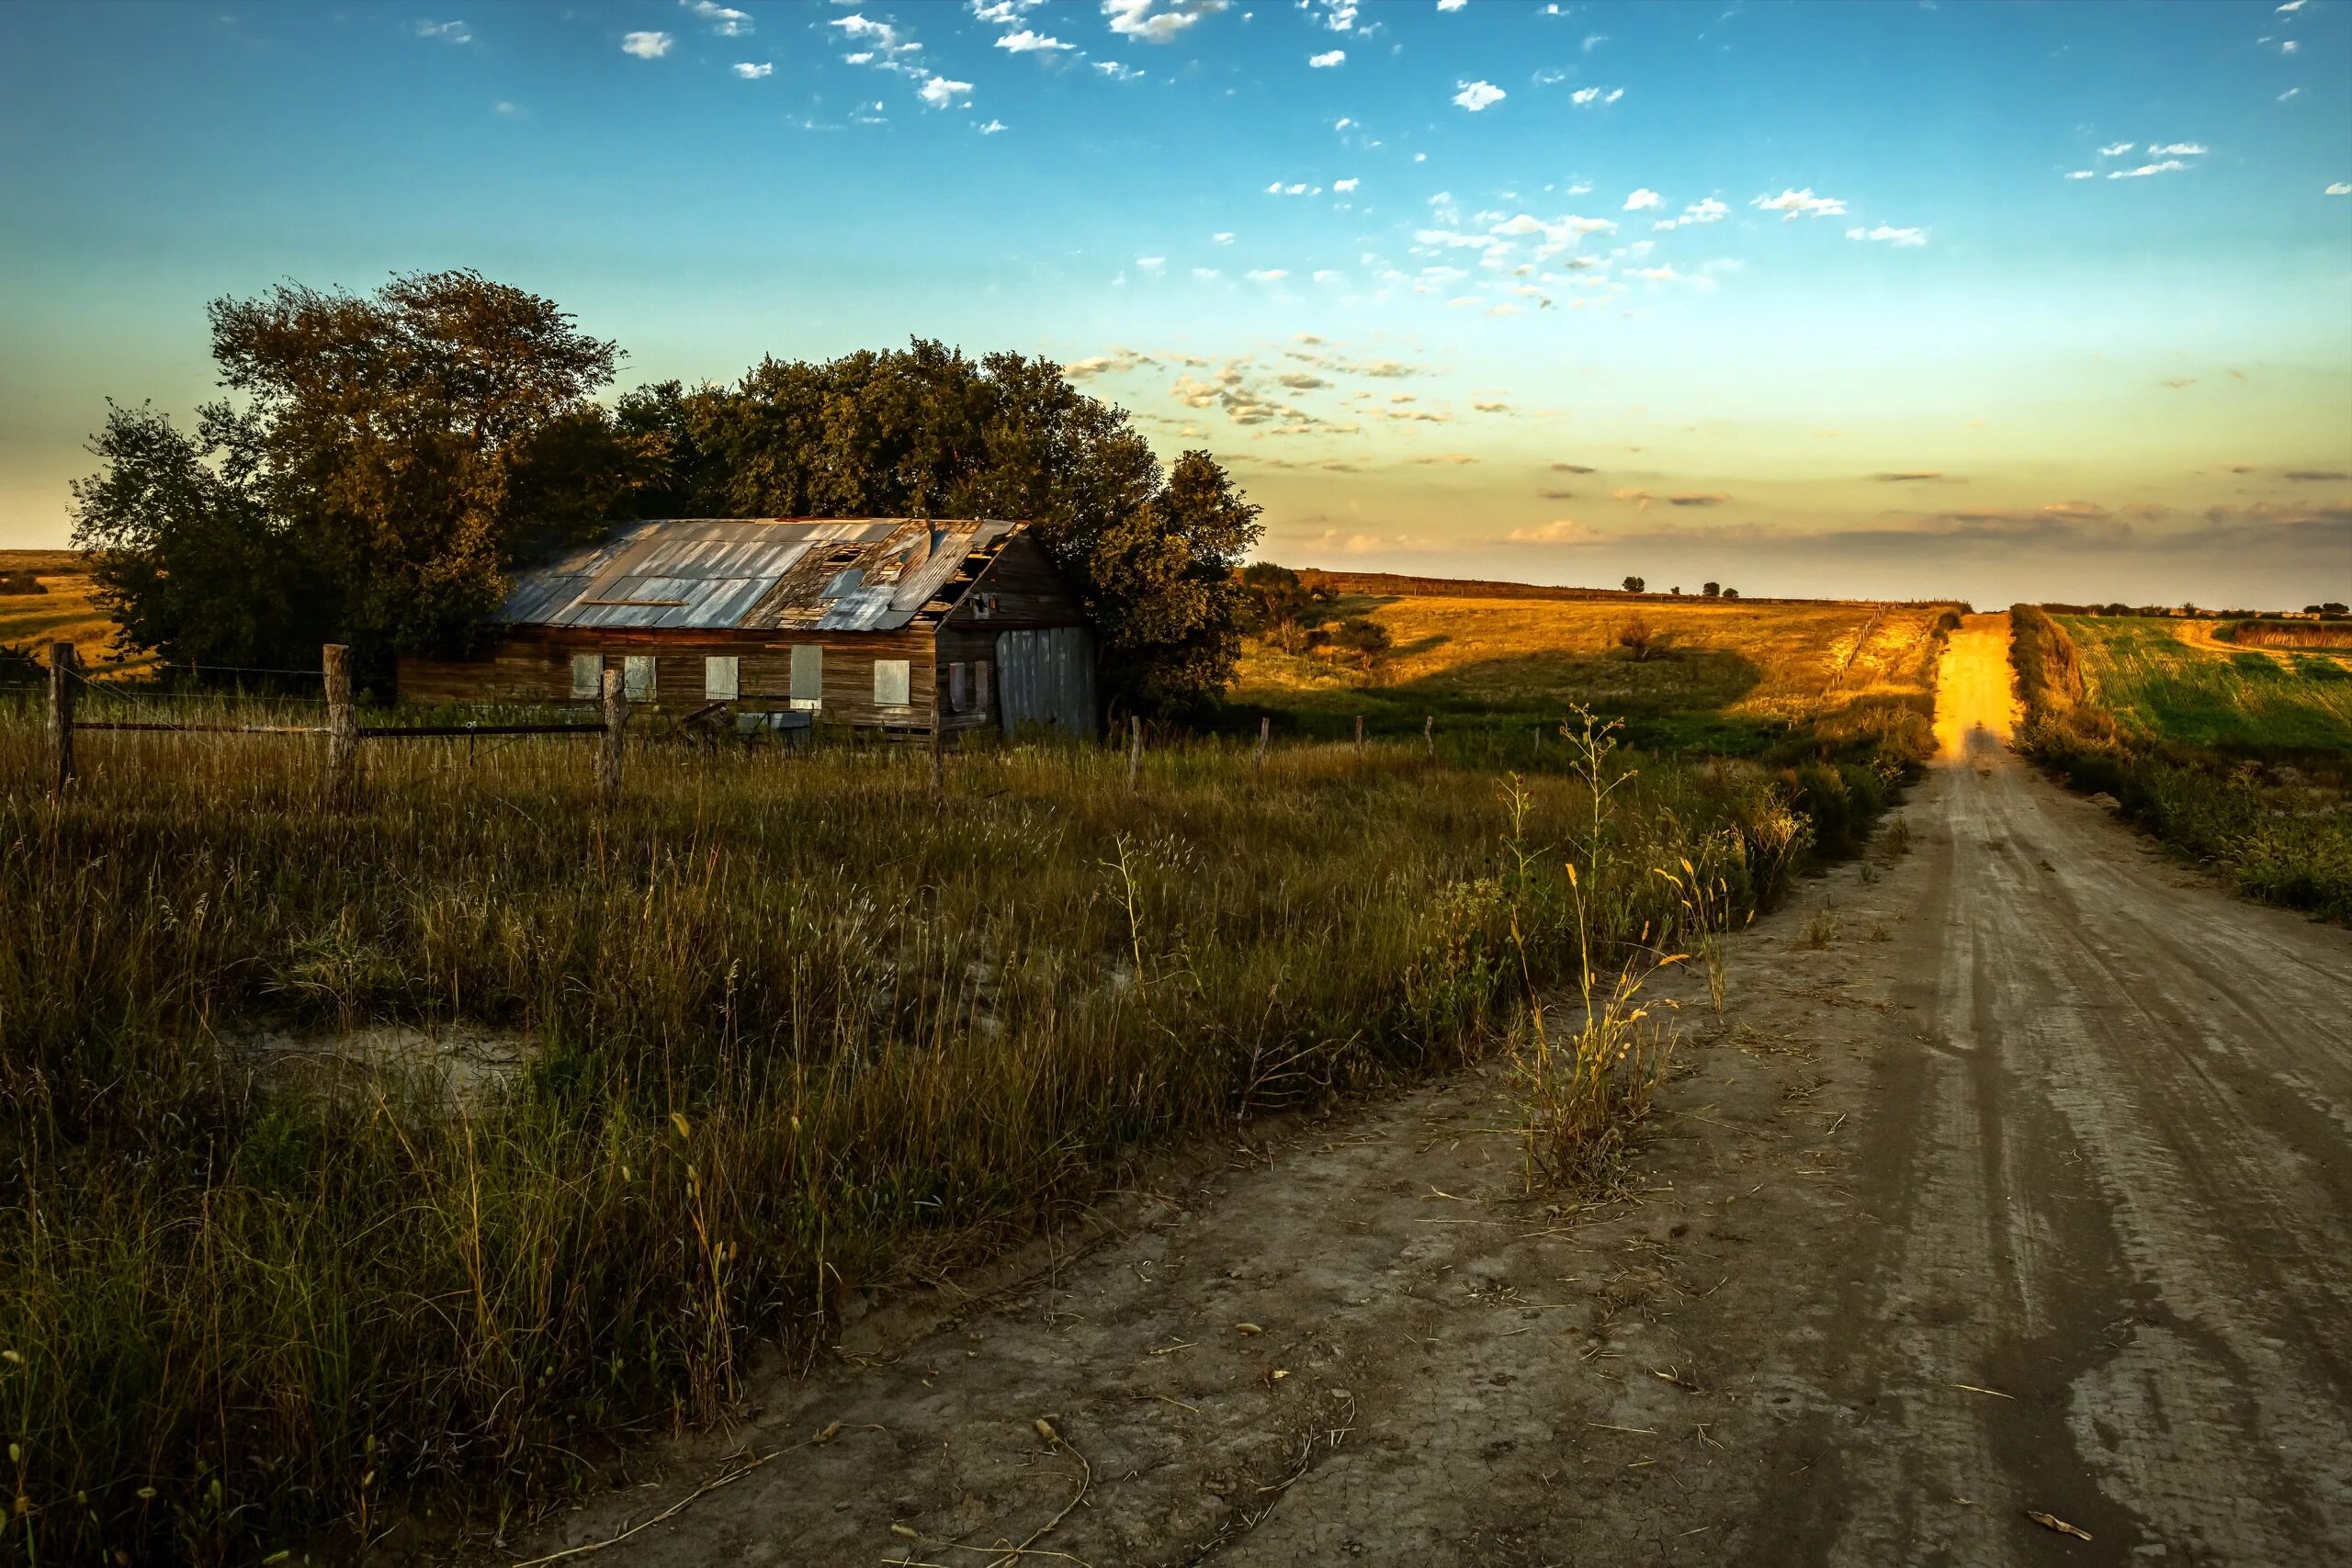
[0,708,1875,1565]
[2011,604,2352,922]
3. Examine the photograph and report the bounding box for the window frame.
[623,654,657,702]
[873,658,912,711]
[703,654,739,701]
[571,652,601,700]
[789,644,823,710]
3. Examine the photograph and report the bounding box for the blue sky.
[2,0,2347,606]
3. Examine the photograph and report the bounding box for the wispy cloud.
[1652,197,1727,231]
[919,75,974,107]
[1246,268,1289,282]
[415,19,471,44]
[978,118,1008,134]
[1847,223,1927,247]
[1333,176,1359,192]
[1309,49,1346,68]
[2147,141,2208,156]
[1871,471,1951,483]
[621,30,673,59]
[732,61,773,79]
[1753,187,1846,220]
[996,29,1071,52]
[1136,255,1166,273]
[1453,79,1506,111]
[2109,159,2188,180]
[2098,141,2134,157]
[2325,182,2351,197]
[680,0,752,36]
[1569,85,1624,106]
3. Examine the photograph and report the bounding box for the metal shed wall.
[994,627,1097,739]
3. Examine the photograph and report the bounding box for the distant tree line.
[2041,602,2347,619]
[73,271,1260,715]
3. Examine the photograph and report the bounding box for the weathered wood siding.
[944,533,1088,631]
[399,627,944,729]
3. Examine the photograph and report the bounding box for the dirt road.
[512,614,2352,1567]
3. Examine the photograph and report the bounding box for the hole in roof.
[821,568,865,599]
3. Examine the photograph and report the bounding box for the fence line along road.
[42,640,626,805]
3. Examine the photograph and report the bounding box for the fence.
[40,641,628,803]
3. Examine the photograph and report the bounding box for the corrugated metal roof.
[497,518,1019,633]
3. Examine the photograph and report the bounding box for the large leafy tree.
[641,341,1261,715]
[75,270,655,672]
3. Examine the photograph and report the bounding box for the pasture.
[0,682,1888,1565]
[0,549,144,673]
[2057,615,2352,756]
[1232,590,1956,757]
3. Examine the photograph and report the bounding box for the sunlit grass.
[2058,615,2352,756]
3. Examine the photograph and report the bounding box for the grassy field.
[0,548,149,675]
[2017,607,2352,921]
[1230,592,1957,758]
[2057,615,2352,756]
[0,680,1904,1565]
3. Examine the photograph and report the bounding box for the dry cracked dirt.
[501,615,2352,1568]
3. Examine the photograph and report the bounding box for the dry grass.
[0,703,1867,1566]
[1232,592,1956,755]
[0,549,149,674]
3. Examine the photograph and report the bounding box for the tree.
[1622,575,1645,593]
[1670,585,1683,597]
[1238,562,1312,633]
[1702,581,1721,599]
[652,342,1261,716]
[1332,616,1393,674]
[1721,586,1739,601]
[75,271,660,675]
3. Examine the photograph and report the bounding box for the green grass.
[0,696,1891,1565]
[2016,606,2352,922]
[2056,615,2352,756]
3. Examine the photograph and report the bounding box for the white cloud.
[1438,0,1466,11]
[2278,0,2307,10]
[1105,0,1227,44]
[1847,223,1927,247]
[1268,181,1319,196]
[681,0,752,37]
[978,118,1008,134]
[1568,85,1623,106]
[1193,266,1220,279]
[1334,176,1360,192]
[2064,170,2096,180]
[1652,196,1727,231]
[1095,60,1142,79]
[621,30,673,59]
[1623,187,1662,211]
[1312,269,1343,284]
[1752,187,1846,220]
[1136,255,1167,272]
[2098,141,2134,157]
[1453,79,1506,111]
[1212,231,1236,243]
[997,29,1071,51]
[2109,159,2187,179]
[919,75,974,107]
[2326,183,2352,197]
[1583,31,1606,51]
[2279,87,2301,101]
[493,99,524,117]
[416,19,471,44]
[1247,268,1289,282]
[2281,39,2300,52]
[2147,142,2207,156]
[732,61,773,79]
[1310,49,1346,67]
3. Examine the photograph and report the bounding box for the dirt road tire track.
[503,614,2352,1568]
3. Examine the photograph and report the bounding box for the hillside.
[0,550,143,673]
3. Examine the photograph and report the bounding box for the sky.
[1,0,2347,609]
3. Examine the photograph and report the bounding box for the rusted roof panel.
[497,518,1019,632]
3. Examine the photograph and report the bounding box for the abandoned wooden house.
[394,518,1097,737]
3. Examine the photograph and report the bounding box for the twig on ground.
[509,1447,782,1568]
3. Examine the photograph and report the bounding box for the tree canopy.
[77,280,1261,714]
[617,341,1261,714]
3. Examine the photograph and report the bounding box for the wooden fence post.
[1255,715,1270,772]
[47,641,74,795]
[599,666,627,806]
[1126,715,1142,790]
[1424,713,1434,759]
[322,644,356,797]
[1354,714,1364,754]
[930,681,945,801]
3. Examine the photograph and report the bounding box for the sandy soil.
[504,613,2352,1567]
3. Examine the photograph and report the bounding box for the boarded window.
[624,655,656,701]
[571,653,601,700]
[974,660,991,711]
[873,659,911,709]
[948,661,969,713]
[789,645,823,709]
[704,655,739,700]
